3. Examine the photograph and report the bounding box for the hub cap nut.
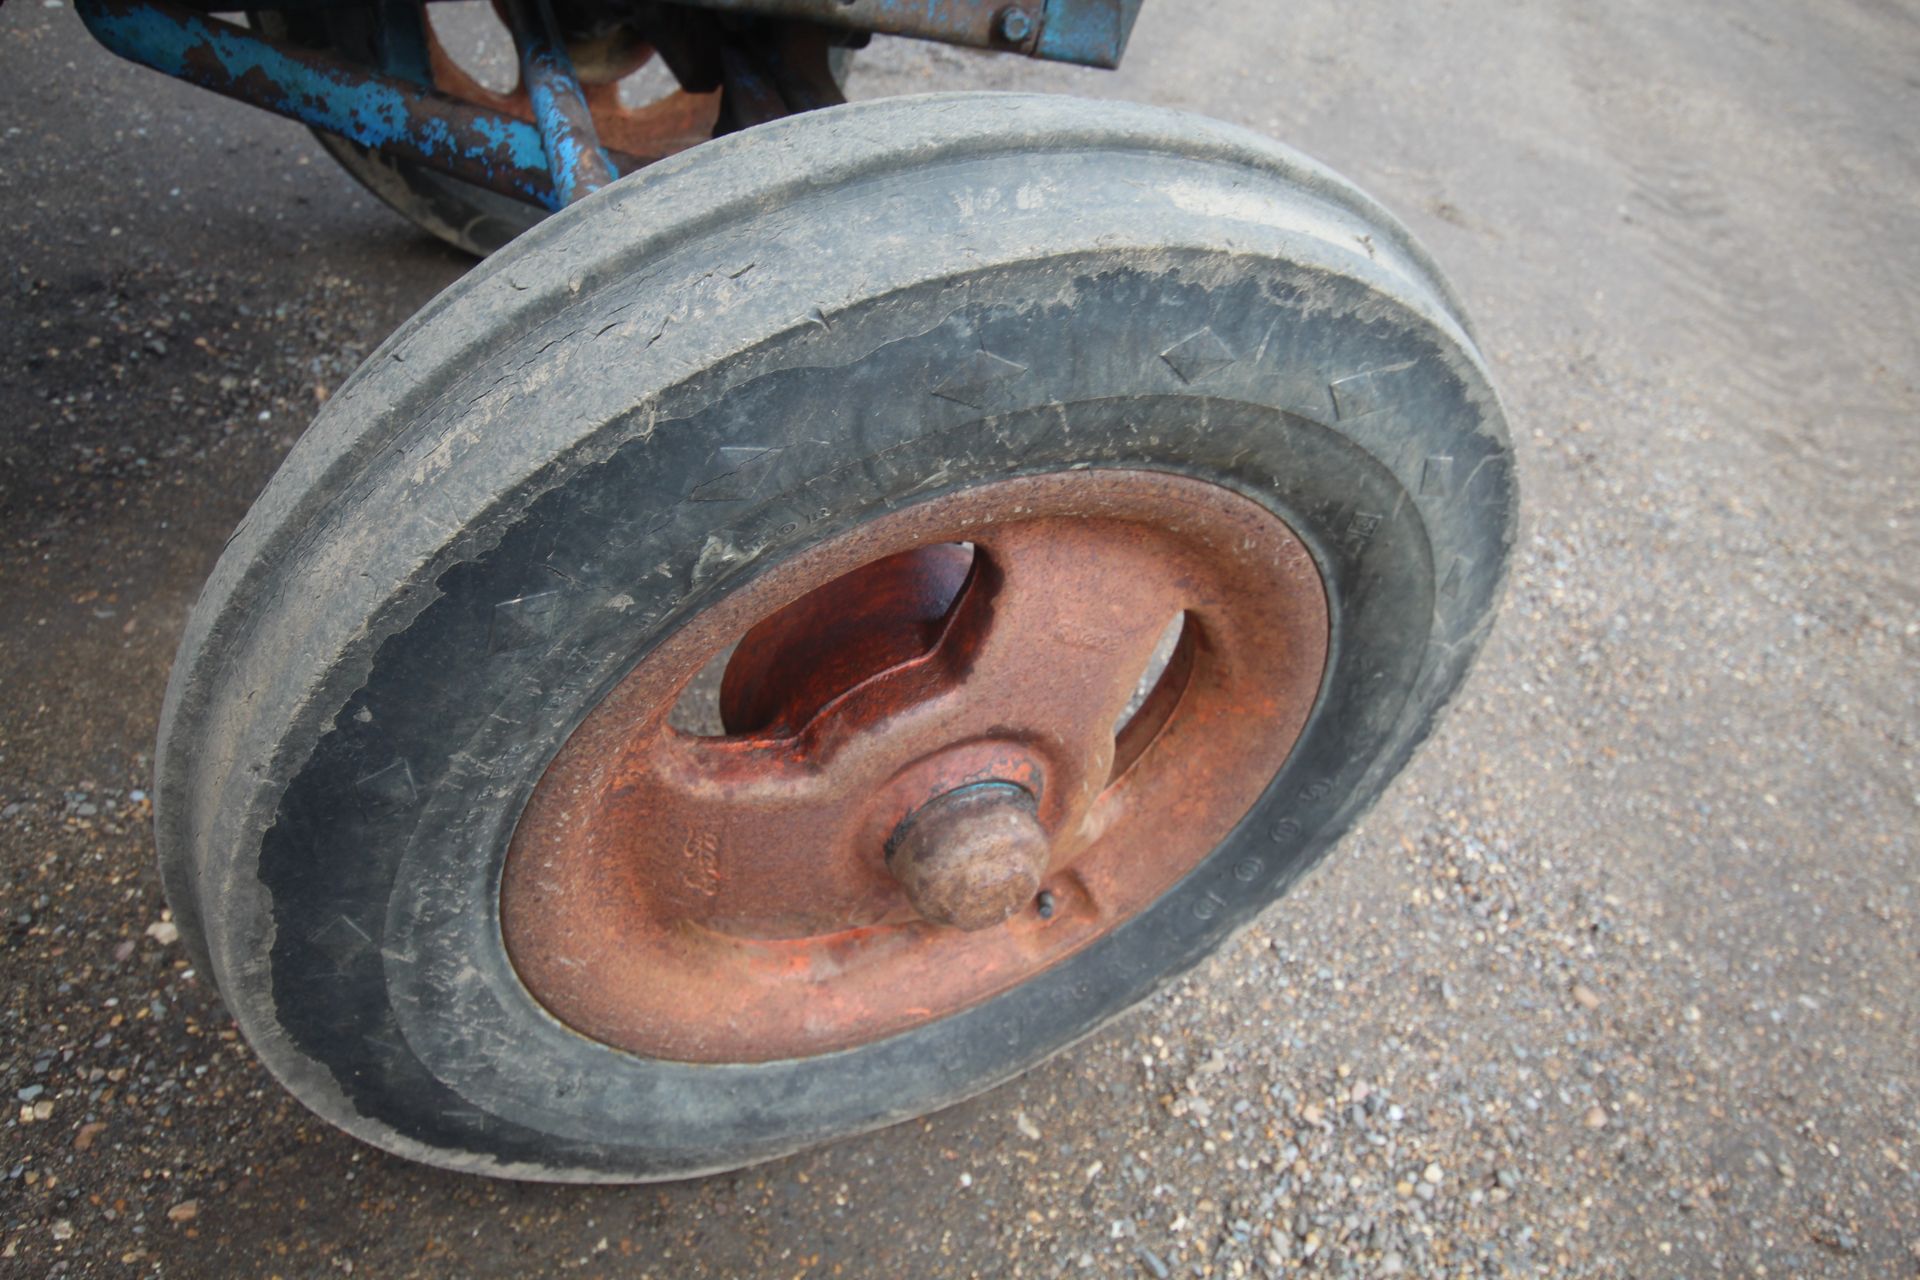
[888,783,1051,931]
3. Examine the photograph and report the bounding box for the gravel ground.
[3,0,1917,1276]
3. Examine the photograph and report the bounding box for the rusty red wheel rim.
[501,470,1329,1062]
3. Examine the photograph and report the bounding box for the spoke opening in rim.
[1110,612,1197,783]
[665,542,978,740]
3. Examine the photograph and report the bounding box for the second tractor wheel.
[156,93,1515,1181]
[255,5,848,255]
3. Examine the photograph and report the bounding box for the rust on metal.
[501,469,1329,1062]
[422,9,722,165]
[886,782,1052,931]
[501,0,619,204]
[73,0,660,209]
[719,542,975,735]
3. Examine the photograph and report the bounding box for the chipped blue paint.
[506,0,617,207]
[1037,0,1142,69]
[525,66,605,206]
[522,53,608,205]
[75,0,565,209]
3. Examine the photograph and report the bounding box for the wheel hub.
[887,782,1051,931]
[501,469,1330,1062]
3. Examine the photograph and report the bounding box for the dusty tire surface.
[156,93,1515,1181]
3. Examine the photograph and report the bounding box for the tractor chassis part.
[76,0,1143,211]
[75,0,637,208]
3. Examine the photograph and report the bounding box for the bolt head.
[998,6,1034,43]
[889,784,1050,931]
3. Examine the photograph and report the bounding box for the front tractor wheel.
[156,94,1514,1181]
